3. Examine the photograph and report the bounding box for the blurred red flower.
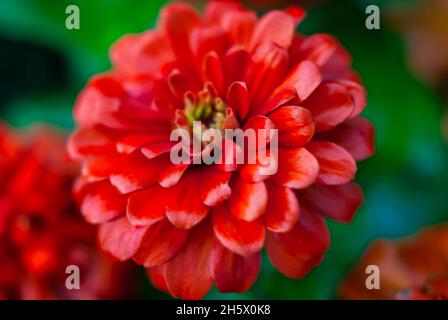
[0,123,135,300]
[69,1,374,299]
[339,225,448,300]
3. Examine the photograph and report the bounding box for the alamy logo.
[365,5,380,30]
[65,5,80,30]
[65,265,80,290]
[365,265,380,290]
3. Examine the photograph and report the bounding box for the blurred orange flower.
[388,0,448,90]
[339,225,448,300]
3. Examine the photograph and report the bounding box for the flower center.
[182,89,227,130]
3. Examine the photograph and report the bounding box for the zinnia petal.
[213,204,265,257]
[163,221,215,299]
[301,182,364,222]
[272,147,319,189]
[229,177,268,221]
[98,217,148,261]
[266,206,329,278]
[133,219,188,267]
[211,241,261,293]
[264,182,300,233]
[307,141,357,185]
[317,116,375,161]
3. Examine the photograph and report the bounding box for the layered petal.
[307,141,357,185]
[264,182,300,232]
[229,178,268,221]
[213,204,265,257]
[272,147,319,189]
[303,82,354,132]
[199,166,232,206]
[266,206,329,278]
[250,10,297,50]
[77,180,126,224]
[127,185,167,226]
[317,116,375,161]
[259,60,321,115]
[133,219,188,267]
[268,105,315,147]
[301,182,364,222]
[98,217,148,261]
[163,221,215,299]
[165,169,209,229]
[212,242,261,293]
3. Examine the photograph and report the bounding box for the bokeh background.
[1,0,447,299]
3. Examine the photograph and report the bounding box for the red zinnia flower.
[339,225,448,300]
[0,122,134,300]
[69,1,374,299]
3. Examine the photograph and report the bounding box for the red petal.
[277,60,322,102]
[247,42,289,110]
[301,182,363,222]
[200,166,232,206]
[164,221,215,299]
[166,170,209,229]
[74,76,121,127]
[242,116,275,150]
[219,9,256,46]
[285,6,306,24]
[259,61,321,115]
[204,0,243,23]
[110,153,170,193]
[82,155,117,181]
[158,2,201,64]
[269,105,315,148]
[68,127,116,159]
[264,183,300,233]
[159,163,189,188]
[147,265,169,294]
[116,133,170,155]
[338,80,367,118]
[257,87,297,117]
[229,178,267,221]
[167,69,198,101]
[78,180,126,224]
[98,217,148,261]
[216,140,243,172]
[272,147,319,189]
[227,81,250,121]
[295,34,338,67]
[190,27,231,63]
[133,219,188,267]
[250,10,296,50]
[127,185,167,226]
[110,31,173,77]
[223,46,251,86]
[307,141,357,185]
[203,51,224,96]
[317,116,375,161]
[321,45,352,81]
[266,206,329,278]
[212,241,261,293]
[303,82,354,132]
[141,141,176,160]
[239,148,277,182]
[223,107,240,129]
[213,204,265,257]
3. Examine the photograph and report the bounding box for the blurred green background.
[1,0,447,299]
